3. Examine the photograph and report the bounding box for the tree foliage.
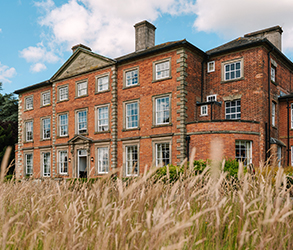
[0,82,18,173]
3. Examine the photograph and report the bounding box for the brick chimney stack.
[134,20,156,52]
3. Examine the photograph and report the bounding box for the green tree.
[0,82,18,174]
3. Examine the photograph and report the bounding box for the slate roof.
[207,37,266,55]
[115,39,205,62]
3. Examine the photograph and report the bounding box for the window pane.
[126,102,138,129]
[225,100,241,120]
[126,146,138,176]
[98,106,109,131]
[156,97,170,125]
[98,147,109,173]
[156,143,170,166]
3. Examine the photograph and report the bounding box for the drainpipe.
[267,48,274,161]
[287,98,290,166]
[201,56,209,102]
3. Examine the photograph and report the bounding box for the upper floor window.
[42,91,50,106]
[42,118,51,139]
[207,94,217,102]
[271,66,276,82]
[25,96,33,110]
[97,105,109,132]
[207,61,215,73]
[155,96,170,125]
[222,58,243,81]
[76,109,87,134]
[126,102,138,129]
[59,113,68,136]
[225,100,241,119]
[96,75,109,92]
[272,102,276,126]
[25,121,33,142]
[58,85,68,101]
[154,59,170,81]
[76,80,87,97]
[201,105,208,116]
[125,68,138,87]
[291,104,293,129]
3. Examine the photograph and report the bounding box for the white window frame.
[42,152,51,177]
[25,120,33,142]
[58,150,68,175]
[96,105,109,132]
[207,61,215,73]
[25,153,33,175]
[25,96,33,110]
[124,68,139,87]
[272,102,276,126]
[201,105,208,116]
[96,74,109,93]
[153,58,171,81]
[222,58,243,82]
[76,80,87,97]
[225,100,241,120]
[58,85,68,101]
[207,94,217,102]
[42,117,51,140]
[291,104,293,129]
[155,96,170,125]
[235,140,252,165]
[97,147,109,174]
[125,145,139,176]
[58,113,68,137]
[155,142,171,166]
[126,102,139,129]
[271,66,276,82]
[291,146,293,166]
[76,109,88,134]
[42,91,50,106]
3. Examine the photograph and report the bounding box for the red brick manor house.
[14,21,293,179]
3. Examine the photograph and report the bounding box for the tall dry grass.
[0,148,293,249]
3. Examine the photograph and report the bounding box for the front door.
[78,149,87,178]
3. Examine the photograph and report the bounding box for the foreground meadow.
[0,151,293,249]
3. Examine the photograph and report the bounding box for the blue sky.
[1,0,293,95]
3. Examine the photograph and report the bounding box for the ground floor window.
[98,147,109,174]
[156,143,170,166]
[59,151,68,174]
[235,140,252,165]
[126,145,138,176]
[25,154,33,175]
[42,152,51,177]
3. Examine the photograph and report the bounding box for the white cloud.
[0,62,17,83]
[20,43,59,64]
[193,0,293,53]
[30,63,47,73]
[26,0,196,61]
[0,28,2,33]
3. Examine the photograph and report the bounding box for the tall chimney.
[244,26,283,51]
[134,20,156,52]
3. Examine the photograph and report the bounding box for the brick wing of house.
[14,21,293,179]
